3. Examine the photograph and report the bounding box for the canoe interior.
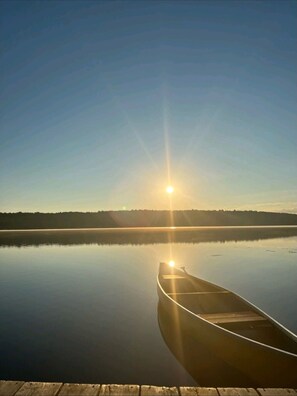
[159,266,297,355]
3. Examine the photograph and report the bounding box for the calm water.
[0,227,297,386]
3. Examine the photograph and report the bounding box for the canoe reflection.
[157,302,257,387]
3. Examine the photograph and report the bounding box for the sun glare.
[166,186,174,194]
[168,260,175,267]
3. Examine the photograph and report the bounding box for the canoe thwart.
[168,291,230,296]
[199,311,267,324]
[162,275,186,280]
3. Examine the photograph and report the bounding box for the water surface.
[0,227,296,385]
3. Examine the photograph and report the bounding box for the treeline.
[0,210,297,229]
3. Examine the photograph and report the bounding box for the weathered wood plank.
[140,385,178,395]
[58,383,101,395]
[257,389,297,395]
[180,386,219,395]
[14,382,62,396]
[217,389,258,396]
[99,384,139,395]
[0,381,25,396]
[4,382,297,396]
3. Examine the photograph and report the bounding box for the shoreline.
[1,225,297,233]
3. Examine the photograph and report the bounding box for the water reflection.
[1,226,297,247]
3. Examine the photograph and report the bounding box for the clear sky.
[1,0,296,213]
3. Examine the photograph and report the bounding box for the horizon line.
[1,209,297,216]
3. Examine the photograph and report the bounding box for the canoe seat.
[168,291,230,295]
[162,275,186,280]
[199,311,267,325]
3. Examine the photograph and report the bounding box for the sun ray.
[162,86,172,186]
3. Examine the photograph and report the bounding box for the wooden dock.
[1,381,297,396]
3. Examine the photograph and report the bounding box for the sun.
[168,260,175,267]
[166,185,174,194]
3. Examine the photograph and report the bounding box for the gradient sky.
[1,0,296,213]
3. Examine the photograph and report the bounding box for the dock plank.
[3,382,297,396]
[180,386,219,395]
[14,382,62,396]
[99,385,139,395]
[140,385,178,395]
[257,389,297,395]
[217,389,258,396]
[0,381,25,396]
[58,383,101,395]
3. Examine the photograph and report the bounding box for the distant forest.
[0,210,297,230]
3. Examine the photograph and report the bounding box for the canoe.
[157,262,297,387]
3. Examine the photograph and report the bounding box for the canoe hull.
[157,267,297,387]
[158,301,261,386]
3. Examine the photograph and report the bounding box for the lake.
[0,227,297,386]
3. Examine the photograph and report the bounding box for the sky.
[1,0,296,213]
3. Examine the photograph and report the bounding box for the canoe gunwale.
[157,267,297,358]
